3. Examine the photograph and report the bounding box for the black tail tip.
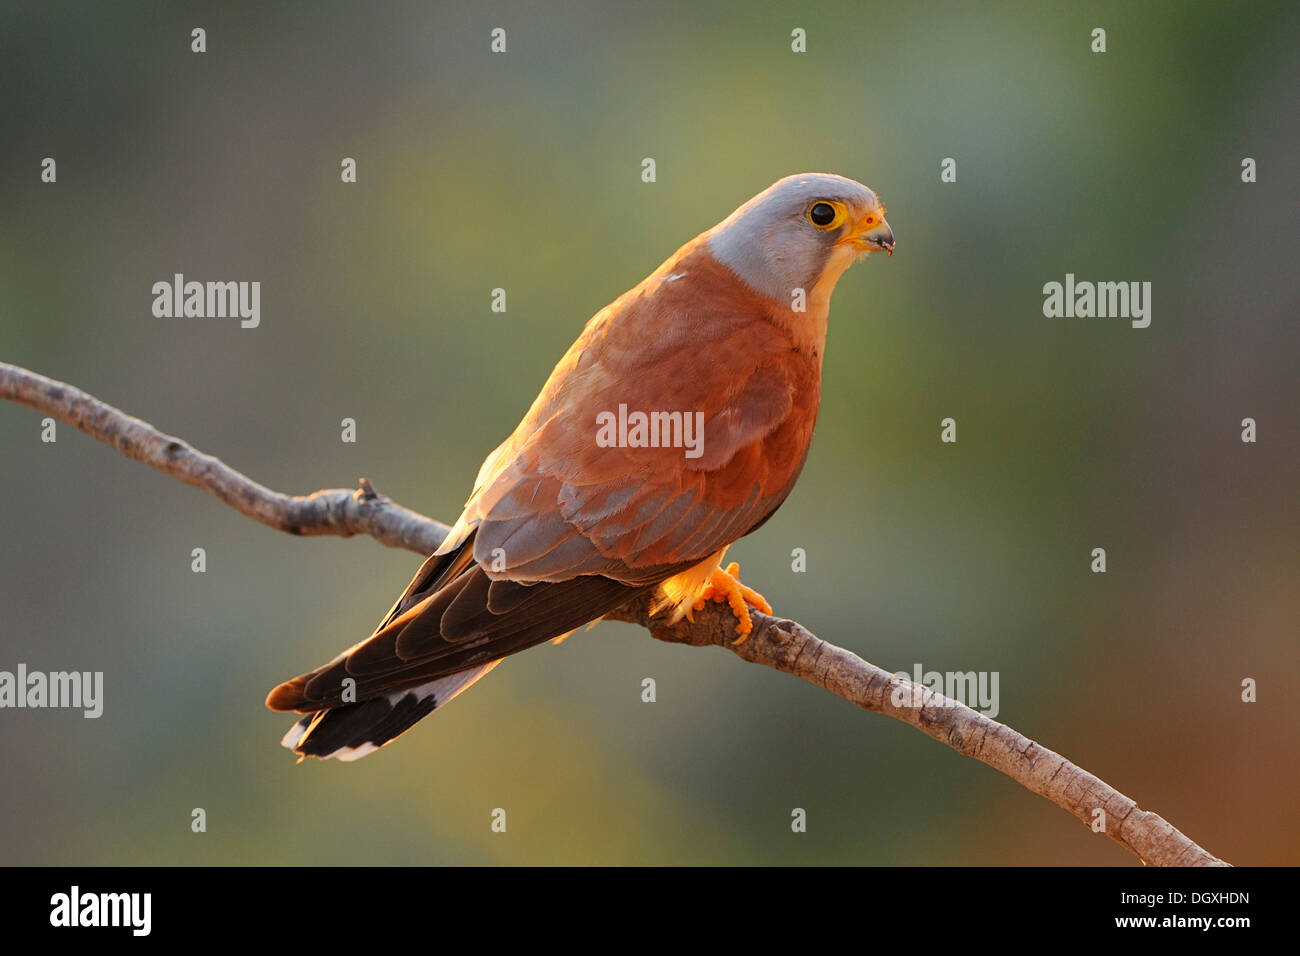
[280,691,440,761]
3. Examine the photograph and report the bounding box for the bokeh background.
[0,1,1295,865]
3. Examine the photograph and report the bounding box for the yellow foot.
[690,562,773,645]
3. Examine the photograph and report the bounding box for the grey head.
[707,172,893,301]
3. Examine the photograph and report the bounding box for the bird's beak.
[864,220,894,256]
[839,214,895,257]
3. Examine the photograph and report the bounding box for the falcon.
[268,172,894,760]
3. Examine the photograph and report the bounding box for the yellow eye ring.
[807,200,848,230]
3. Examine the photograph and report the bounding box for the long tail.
[279,661,499,762]
[268,528,655,762]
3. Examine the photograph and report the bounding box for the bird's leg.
[690,562,773,644]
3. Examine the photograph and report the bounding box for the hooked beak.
[839,214,895,257]
[863,220,894,256]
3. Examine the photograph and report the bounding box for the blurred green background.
[0,1,1296,865]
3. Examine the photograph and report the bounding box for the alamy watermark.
[1042,273,1151,328]
[595,403,705,459]
[50,886,150,936]
[891,663,1000,719]
[152,273,260,328]
[0,663,103,718]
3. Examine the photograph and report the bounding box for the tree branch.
[0,363,447,554]
[0,361,1227,866]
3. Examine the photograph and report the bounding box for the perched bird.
[268,172,893,760]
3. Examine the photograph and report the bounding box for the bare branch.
[605,598,1226,866]
[0,361,1227,866]
[0,363,447,554]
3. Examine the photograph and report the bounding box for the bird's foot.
[690,562,772,644]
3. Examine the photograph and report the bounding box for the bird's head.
[708,172,893,306]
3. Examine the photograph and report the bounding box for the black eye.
[809,202,836,226]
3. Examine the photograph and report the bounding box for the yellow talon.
[693,562,772,645]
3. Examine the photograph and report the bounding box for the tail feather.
[267,526,662,762]
[281,661,499,762]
